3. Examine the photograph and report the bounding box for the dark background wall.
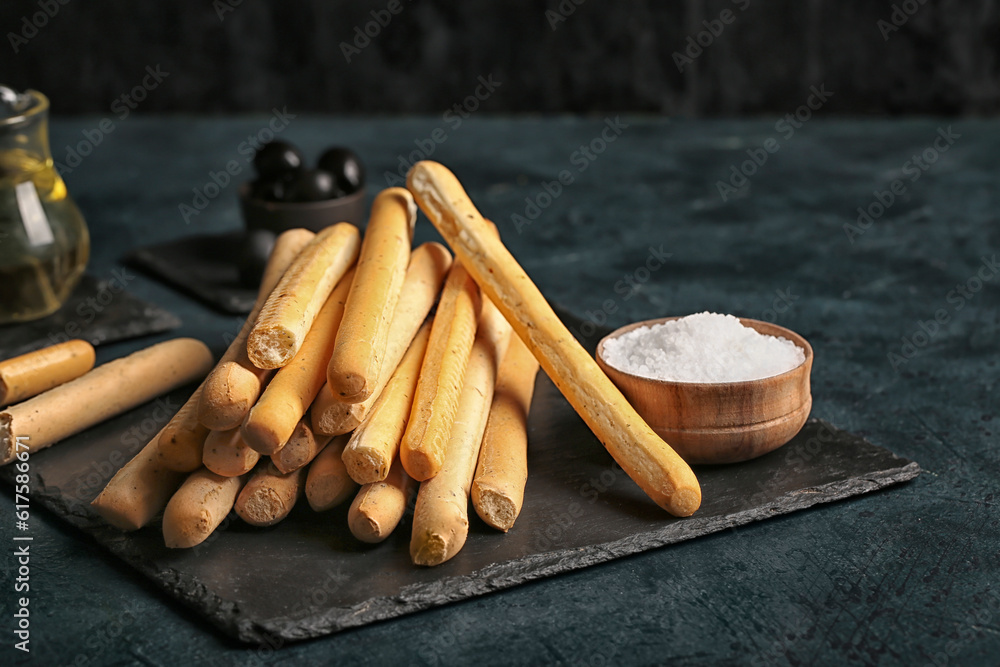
[3,0,999,116]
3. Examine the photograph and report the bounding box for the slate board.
[0,375,919,645]
[125,232,257,314]
[0,273,181,359]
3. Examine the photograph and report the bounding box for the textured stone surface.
[0,117,996,665]
[0,378,918,645]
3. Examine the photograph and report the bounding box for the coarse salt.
[601,312,805,383]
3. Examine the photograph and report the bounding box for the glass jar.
[0,86,90,324]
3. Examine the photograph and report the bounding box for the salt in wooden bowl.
[595,317,813,464]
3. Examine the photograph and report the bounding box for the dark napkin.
[125,231,256,315]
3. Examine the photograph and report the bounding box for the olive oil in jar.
[0,87,90,324]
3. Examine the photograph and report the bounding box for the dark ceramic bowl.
[239,183,367,233]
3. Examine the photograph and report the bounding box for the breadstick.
[471,335,539,531]
[198,228,316,430]
[348,458,415,543]
[410,298,511,566]
[242,269,355,455]
[305,434,357,511]
[0,339,95,407]
[399,261,482,481]
[271,418,331,474]
[342,321,431,485]
[162,468,245,548]
[407,161,702,517]
[156,385,211,472]
[328,188,416,403]
[311,242,452,436]
[235,461,306,527]
[91,432,186,531]
[0,338,213,465]
[247,223,360,369]
[202,426,260,477]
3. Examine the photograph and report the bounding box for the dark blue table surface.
[2,116,997,666]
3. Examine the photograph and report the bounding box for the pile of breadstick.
[90,163,701,566]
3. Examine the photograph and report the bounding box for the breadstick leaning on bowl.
[406,160,702,517]
[197,228,316,431]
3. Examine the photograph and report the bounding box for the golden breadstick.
[247,223,360,369]
[202,426,260,477]
[411,299,511,566]
[342,321,431,484]
[0,338,212,465]
[305,434,357,511]
[0,339,95,407]
[311,242,452,436]
[348,457,415,543]
[157,385,211,472]
[272,418,331,474]
[91,432,186,531]
[162,468,245,548]
[471,335,539,531]
[242,269,355,455]
[328,188,416,403]
[407,161,702,517]
[400,261,482,481]
[235,461,306,527]
[199,228,316,430]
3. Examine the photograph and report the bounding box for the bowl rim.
[238,181,367,211]
[595,315,813,387]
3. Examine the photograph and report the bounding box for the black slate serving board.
[125,232,257,314]
[0,273,181,359]
[0,373,918,645]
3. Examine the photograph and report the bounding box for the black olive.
[317,147,365,194]
[285,169,341,202]
[237,229,277,289]
[253,141,305,180]
[250,177,288,202]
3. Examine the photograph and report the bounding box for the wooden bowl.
[595,317,813,464]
